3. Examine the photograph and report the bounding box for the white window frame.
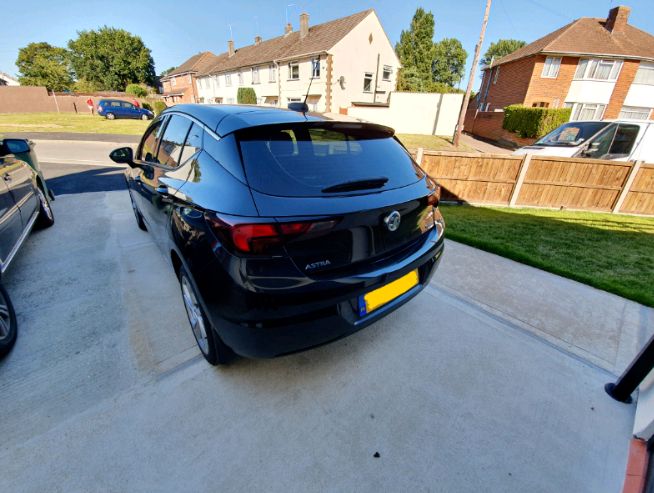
[634,62,654,85]
[574,58,623,81]
[288,62,300,80]
[171,77,176,87]
[225,74,232,86]
[269,64,276,82]
[569,102,606,121]
[619,106,652,120]
[363,72,373,92]
[541,57,562,78]
[311,58,320,79]
[382,65,392,81]
[237,71,243,86]
[252,66,260,84]
[213,75,220,88]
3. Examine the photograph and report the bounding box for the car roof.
[163,104,333,137]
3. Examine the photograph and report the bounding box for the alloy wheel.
[181,275,209,355]
[0,290,12,341]
[37,188,53,222]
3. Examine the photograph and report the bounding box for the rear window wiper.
[321,177,388,193]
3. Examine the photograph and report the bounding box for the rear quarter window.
[236,123,423,197]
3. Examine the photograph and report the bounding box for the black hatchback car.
[111,105,445,365]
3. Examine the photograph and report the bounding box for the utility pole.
[453,0,492,147]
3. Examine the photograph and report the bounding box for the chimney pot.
[606,5,631,33]
[300,13,309,39]
[284,23,293,35]
[255,35,262,45]
[228,39,235,57]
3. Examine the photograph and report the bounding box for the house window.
[363,72,373,92]
[634,62,654,85]
[531,102,549,108]
[269,64,276,82]
[238,71,243,85]
[225,74,232,86]
[574,58,622,81]
[619,106,652,120]
[493,66,500,84]
[213,75,220,88]
[382,65,392,81]
[541,57,561,78]
[171,77,176,87]
[226,97,235,104]
[311,58,320,78]
[288,62,299,80]
[252,66,260,84]
[569,102,606,121]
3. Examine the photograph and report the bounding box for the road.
[0,138,644,492]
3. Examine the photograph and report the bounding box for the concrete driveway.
[0,185,640,492]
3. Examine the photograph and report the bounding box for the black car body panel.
[121,105,445,359]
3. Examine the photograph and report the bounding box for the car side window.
[110,101,121,107]
[609,124,639,157]
[178,124,203,165]
[584,125,616,159]
[139,118,166,163]
[157,115,192,168]
[122,102,134,109]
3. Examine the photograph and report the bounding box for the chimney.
[254,35,262,46]
[228,39,235,57]
[284,23,293,35]
[606,5,631,34]
[300,13,309,39]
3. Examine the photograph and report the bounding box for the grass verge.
[396,134,471,152]
[440,204,654,307]
[0,112,149,135]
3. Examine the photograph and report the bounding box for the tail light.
[426,186,440,207]
[206,214,337,254]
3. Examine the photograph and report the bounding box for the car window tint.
[110,101,121,107]
[203,133,247,182]
[157,115,192,168]
[237,124,423,197]
[139,118,166,163]
[584,125,616,159]
[179,123,203,165]
[609,124,639,156]
[122,102,134,109]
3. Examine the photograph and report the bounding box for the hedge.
[237,87,257,104]
[152,101,167,116]
[125,83,149,98]
[502,105,572,138]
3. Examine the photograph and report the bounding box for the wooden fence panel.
[621,164,654,215]
[420,151,522,204]
[516,156,632,212]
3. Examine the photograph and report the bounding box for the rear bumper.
[212,235,444,358]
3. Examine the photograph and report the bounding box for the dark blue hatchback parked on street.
[97,99,153,120]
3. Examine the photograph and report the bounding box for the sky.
[2,0,654,90]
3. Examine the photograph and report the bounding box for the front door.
[0,160,25,269]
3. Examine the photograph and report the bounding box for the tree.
[68,27,156,91]
[480,39,527,66]
[16,42,73,91]
[432,38,467,87]
[395,8,436,91]
[159,67,177,77]
[72,78,100,93]
[125,83,148,98]
[237,87,257,104]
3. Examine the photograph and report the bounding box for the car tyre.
[128,190,147,231]
[141,114,149,121]
[0,284,17,358]
[106,113,115,120]
[35,185,55,228]
[178,265,233,366]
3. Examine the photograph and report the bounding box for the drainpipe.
[373,53,380,103]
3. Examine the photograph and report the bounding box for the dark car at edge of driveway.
[111,104,445,365]
[0,138,55,357]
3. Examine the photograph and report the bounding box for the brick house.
[160,52,217,104]
[193,9,400,113]
[466,6,654,144]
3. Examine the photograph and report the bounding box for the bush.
[72,78,100,93]
[237,87,257,104]
[125,83,148,98]
[152,100,167,116]
[141,102,153,111]
[502,105,572,138]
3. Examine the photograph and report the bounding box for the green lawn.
[396,133,471,151]
[440,204,654,307]
[0,112,149,135]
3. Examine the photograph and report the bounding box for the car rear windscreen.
[236,123,424,197]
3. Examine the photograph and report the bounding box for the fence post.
[509,153,532,207]
[612,161,642,214]
[416,147,424,166]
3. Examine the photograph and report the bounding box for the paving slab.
[0,191,638,493]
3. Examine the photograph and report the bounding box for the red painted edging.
[623,438,649,493]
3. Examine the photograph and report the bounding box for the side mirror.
[2,139,30,155]
[109,147,135,166]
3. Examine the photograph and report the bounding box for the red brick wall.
[464,109,536,147]
[479,56,536,111]
[0,86,136,113]
[162,73,198,104]
[525,55,577,107]
[604,59,640,119]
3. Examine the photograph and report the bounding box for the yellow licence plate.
[359,270,419,316]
